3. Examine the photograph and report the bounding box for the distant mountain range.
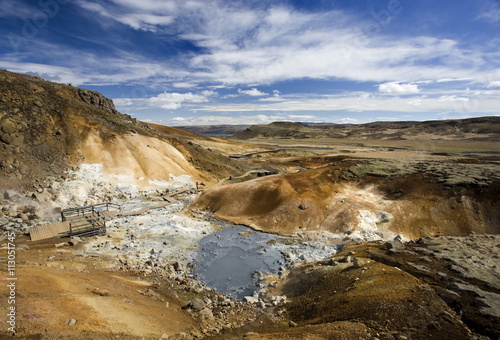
[182,117,500,141]
[178,124,251,136]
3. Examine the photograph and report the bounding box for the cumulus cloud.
[488,80,500,88]
[200,90,218,97]
[20,0,495,89]
[147,91,210,109]
[378,82,420,94]
[238,88,268,96]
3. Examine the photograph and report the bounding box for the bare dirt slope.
[191,156,500,239]
[0,237,197,339]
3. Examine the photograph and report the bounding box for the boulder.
[386,236,405,250]
[199,308,214,321]
[183,298,205,312]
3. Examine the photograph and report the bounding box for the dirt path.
[0,237,196,339]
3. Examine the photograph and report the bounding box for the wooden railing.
[61,202,122,221]
[67,211,106,237]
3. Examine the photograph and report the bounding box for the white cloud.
[0,61,90,85]
[378,82,420,94]
[288,115,317,121]
[258,96,286,102]
[147,92,210,109]
[192,90,500,115]
[238,88,268,96]
[76,0,174,32]
[113,90,216,110]
[113,98,135,106]
[478,0,500,22]
[10,1,496,91]
[338,118,360,124]
[488,80,500,88]
[437,78,472,83]
[154,114,289,126]
[201,90,218,97]
[407,99,422,106]
[173,82,198,88]
[0,0,37,19]
[110,0,176,12]
[438,95,469,102]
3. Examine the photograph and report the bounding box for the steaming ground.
[22,163,395,299]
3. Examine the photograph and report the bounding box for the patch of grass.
[181,293,204,301]
[349,160,415,178]
[100,111,128,126]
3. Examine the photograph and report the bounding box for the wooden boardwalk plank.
[30,221,71,242]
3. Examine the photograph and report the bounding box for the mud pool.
[82,198,341,300]
[193,226,283,299]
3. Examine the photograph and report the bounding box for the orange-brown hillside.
[191,161,500,239]
[0,69,251,190]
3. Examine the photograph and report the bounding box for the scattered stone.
[184,298,206,312]
[244,296,259,304]
[145,289,161,300]
[16,244,29,250]
[91,288,110,296]
[66,318,77,326]
[289,321,298,327]
[352,257,362,269]
[298,203,307,210]
[386,236,405,250]
[68,236,82,246]
[54,242,67,248]
[173,261,184,272]
[199,308,214,321]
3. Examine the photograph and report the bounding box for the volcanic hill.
[0,69,252,191]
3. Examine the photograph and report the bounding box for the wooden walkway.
[30,221,71,242]
[29,196,182,242]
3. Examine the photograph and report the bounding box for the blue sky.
[0,0,499,126]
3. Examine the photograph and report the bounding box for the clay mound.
[191,168,336,235]
[191,167,500,238]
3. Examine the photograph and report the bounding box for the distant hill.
[231,117,500,141]
[178,124,251,136]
